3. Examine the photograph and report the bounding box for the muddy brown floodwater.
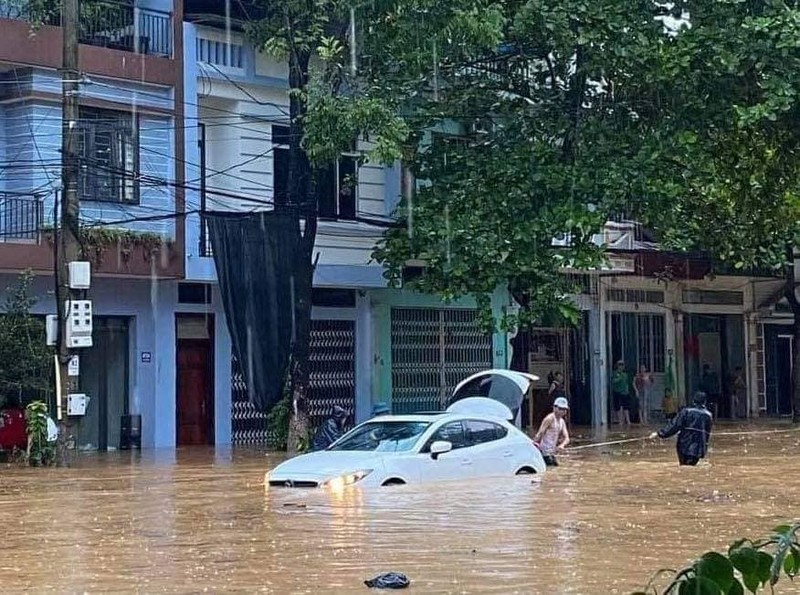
[2,423,800,594]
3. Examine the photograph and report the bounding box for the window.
[317,155,358,219]
[609,312,666,373]
[77,107,138,204]
[431,133,469,167]
[424,421,468,451]
[607,289,664,304]
[273,127,359,218]
[272,124,290,206]
[464,420,507,445]
[682,290,743,305]
[329,421,431,452]
[178,283,212,305]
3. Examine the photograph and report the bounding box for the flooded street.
[2,423,799,594]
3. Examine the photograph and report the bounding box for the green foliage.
[0,271,52,409]
[78,227,166,262]
[265,393,291,451]
[629,1,800,274]
[24,400,54,467]
[636,524,800,594]
[337,0,673,328]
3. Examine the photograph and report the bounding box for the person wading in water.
[312,405,349,451]
[534,397,570,466]
[649,391,713,466]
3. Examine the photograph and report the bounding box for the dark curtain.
[207,210,313,412]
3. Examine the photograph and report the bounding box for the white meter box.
[68,261,91,290]
[65,300,93,348]
[67,393,90,416]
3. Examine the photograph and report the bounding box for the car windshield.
[329,421,431,452]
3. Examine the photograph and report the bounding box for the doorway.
[684,314,745,419]
[76,317,130,450]
[765,326,793,416]
[176,315,214,446]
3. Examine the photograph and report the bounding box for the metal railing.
[0,0,172,57]
[0,193,44,243]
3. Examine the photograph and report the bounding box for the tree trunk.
[284,37,317,454]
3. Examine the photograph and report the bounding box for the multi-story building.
[0,0,187,449]
[179,4,511,447]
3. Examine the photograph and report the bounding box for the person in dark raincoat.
[649,391,713,466]
[312,405,349,451]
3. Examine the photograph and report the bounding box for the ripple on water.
[1,427,799,593]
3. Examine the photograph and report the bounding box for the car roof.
[365,413,510,425]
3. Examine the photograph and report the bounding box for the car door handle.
[461,458,472,466]
[502,450,513,457]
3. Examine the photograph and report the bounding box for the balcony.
[0,0,172,57]
[0,193,44,244]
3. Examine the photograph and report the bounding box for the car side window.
[464,420,507,446]
[423,421,468,451]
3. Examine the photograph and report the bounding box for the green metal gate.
[390,308,492,414]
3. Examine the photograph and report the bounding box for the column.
[355,291,373,423]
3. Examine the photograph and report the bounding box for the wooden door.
[177,340,212,446]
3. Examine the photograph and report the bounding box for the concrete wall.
[0,272,232,448]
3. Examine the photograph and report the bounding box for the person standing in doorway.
[634,364,654,425]
[649,391,713,466]
[731,367,747,419]
[612,360,632,426]
[548,371,566,400]
[534,397,570,466]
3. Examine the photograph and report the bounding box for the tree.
[344,0,678,329]
[0,271,52,409]
[247,0,504,449]
[625,1,800,422]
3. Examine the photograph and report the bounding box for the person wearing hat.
[533,396,571,466]
[371,402,390,418]
[312,405,349,451]
[649,391,713,466]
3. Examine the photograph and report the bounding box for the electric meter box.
[68,261,91,290]
[67,393,90,416]
[45,314,58,346]
[65,300,93,348]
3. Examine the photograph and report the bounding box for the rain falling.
[0,0,799,594]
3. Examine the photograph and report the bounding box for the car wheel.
[515,466,536,475]
[381,478,406,486]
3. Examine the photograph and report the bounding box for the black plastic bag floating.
[364,572,410,589]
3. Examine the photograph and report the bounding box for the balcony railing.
[0,0,172,57]
[0,193,44,243]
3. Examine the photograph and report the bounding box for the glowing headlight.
[324,469,373,491]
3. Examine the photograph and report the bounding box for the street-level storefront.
[593,273,764,425]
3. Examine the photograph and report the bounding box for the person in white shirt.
[533,397,570,466]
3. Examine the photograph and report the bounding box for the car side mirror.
[430,440,452,460]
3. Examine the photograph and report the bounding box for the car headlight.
[324,469,373,491]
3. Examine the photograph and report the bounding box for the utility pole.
[56,0,81,467]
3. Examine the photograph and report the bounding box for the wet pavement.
[1,422,799,594]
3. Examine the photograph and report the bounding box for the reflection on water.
[2,424,800,593]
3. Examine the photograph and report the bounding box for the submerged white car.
[265,397,546,490]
